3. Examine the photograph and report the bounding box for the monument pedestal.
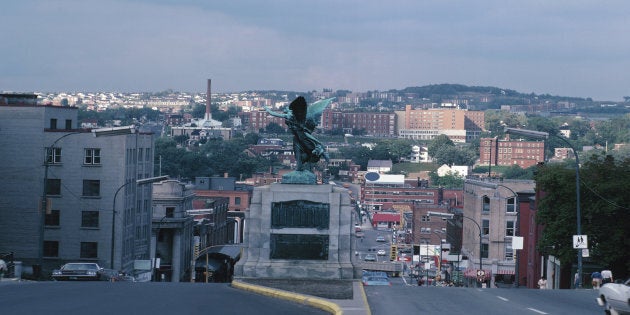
[234,183,354,279]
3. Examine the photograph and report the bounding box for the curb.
[231,279,343,315]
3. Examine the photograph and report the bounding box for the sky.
[2,0,630,101]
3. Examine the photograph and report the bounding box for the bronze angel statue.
[264,96,334,177]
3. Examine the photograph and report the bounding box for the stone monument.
[234,97,355,280]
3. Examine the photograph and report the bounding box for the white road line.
[496,296,509,301]
[527,307,548,314]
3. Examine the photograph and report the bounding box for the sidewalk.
[232,279,371,315]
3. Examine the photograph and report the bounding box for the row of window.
[47,148,101,165]
[482,196,516,213]
[46,179,101,197]
[45,210,100,228]
[481,219,516,237]
[47,147,153,165]
[43,240,97,258]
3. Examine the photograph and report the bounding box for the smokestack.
[205,79,212,121]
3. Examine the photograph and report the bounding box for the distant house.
[436,164,470,177]
[367,160,393,173]
[371,212,401,230]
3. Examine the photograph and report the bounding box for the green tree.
[428,134,454,158]
[535,155,630,277]
[433,145,476,166]
[428,170,464,188]
[265,122,286,134]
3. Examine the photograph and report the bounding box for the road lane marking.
[527,308,548,314]
[496,296,509,301]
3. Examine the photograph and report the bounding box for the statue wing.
[306,97,335,122]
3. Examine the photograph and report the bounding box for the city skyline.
[2,1,630,101]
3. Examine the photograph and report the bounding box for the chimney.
[205,79,212,121]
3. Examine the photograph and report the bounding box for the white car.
[377,249,386,256]
[597,278,630,315]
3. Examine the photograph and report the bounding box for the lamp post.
[428,211,483,287]
[505,127,582,288]
[110,175,169,270]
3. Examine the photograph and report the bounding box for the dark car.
[52,263,104,281]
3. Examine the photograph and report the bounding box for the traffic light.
[413,244,420,255]
[390,245,398,261]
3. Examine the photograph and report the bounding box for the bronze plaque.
[270,234,329,260]
[271,200,330,229]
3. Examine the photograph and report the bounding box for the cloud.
[1,0,630,100]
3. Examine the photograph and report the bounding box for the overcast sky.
[2,0,629,101]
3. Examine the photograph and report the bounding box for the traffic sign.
[476,270,485,277]
[573,235,588,249]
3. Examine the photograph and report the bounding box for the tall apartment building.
[0,94,156,276]
[479,136,545,169]
[395,105,485,143]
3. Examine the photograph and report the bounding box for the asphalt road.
[0,282,329,315]
[365,281,603,315]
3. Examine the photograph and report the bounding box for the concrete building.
[151,180,195,282]
[321,109,396,137]
[396,105,485,143]
[0,95,156,276]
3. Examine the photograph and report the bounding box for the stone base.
[234,183,355,280]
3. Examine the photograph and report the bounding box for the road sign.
[476,270,485,277]
[573,235,588,249]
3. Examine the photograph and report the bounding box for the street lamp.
[111,175,169,269]
[428,211,483,287]
[505,127,583,288]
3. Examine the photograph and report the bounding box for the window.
[481,243,489,258]
[65,119,72,130]
[46,147,62,164]
[46,179,61,195]
[138,148,143,161]
[420,227,431,234]
[482,219,490,236]
[482,196,490,212]
[421,215,430,222]
[505,242,514,260]
[506,197,516,213]
[506,221,515,236]
[81,211,99,228]
[235,197,241,205]
[43,241,59,257]
[166,207,175,218]
[50,118,57,130]
[45,210,60,226]
[80,242,98,259]
[82,180,100,197]
[84,149,101,165]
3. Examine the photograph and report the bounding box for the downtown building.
[0,94,157,276]
[395,105,485,143]
[479,136,545,169]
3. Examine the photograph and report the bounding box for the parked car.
[99,269,135,282]
[362,276,391,286]
[377,249,387,256]
[597,278,630,315]
[52,263,104,281]
[363,254,377,262]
